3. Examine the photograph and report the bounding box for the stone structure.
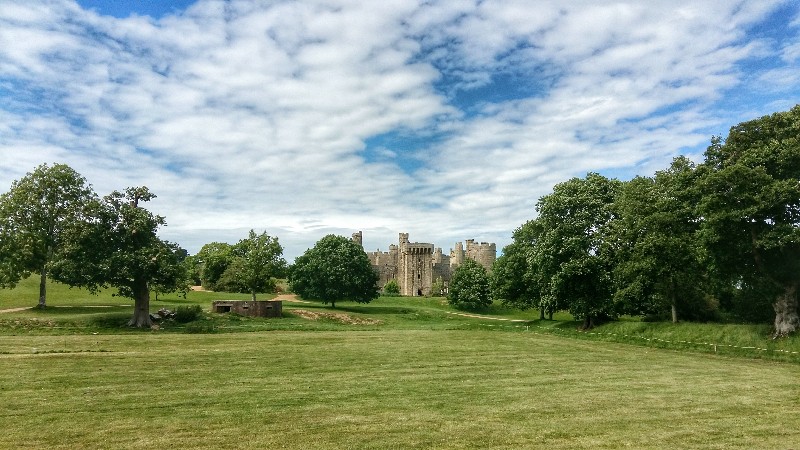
[353,231,496,297]
[211,300,282,318]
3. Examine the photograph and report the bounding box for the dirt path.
[273,294,312,304]
[0,307,30,314]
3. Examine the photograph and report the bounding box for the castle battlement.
[354,231,496,296]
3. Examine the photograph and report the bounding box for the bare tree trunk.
[671,303,678,324]
[773,283,799,338]
[251,291,257,301]
[128,279,152,328]
[540,309,545,320]
[38,266,47,308]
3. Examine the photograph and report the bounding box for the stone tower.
[352,231,363,247]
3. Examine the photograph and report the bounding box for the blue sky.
[1,1,799,260]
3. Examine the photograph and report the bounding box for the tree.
[289,234,379,308]
[51,187,184,327]
[491,220,549,318]
[608,158,709,323]
[448,258,491,311]
[383,279,401,296]
[698,105,800,337]
[0,163,96,308]
[219,230,286,301]
[194,242,234,291]
[533,173,621,329]
[430,276,445,297]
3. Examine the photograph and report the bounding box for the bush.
[383,279,400,296]
[174,304,203,323]
[448,259,491,311]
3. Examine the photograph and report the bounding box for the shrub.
[448,259,491,311]
[174,304,203,323]
[383,279,400,296]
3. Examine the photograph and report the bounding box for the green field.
[2,278,800,448]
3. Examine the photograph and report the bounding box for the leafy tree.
[534,173,621,329]
[218,230,286,300]
[289,234,379,308]
[194,242,234,290]
[448,258,491,311]
[0,163,95,307]
[608,158,709,322]
[383,279,401,296]
[491,220,549,318]
[51,187,184,327]
[697,105,800,337]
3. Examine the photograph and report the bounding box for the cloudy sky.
[1,1,799,260]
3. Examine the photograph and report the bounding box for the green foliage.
[448,259,491,311]
[607,159,710,322]
[220,230,286,300]
[0,163,96,307]
[289,234,379,307]
[174,304,204,323]
[50,187,184,327]
[195,242,234,290]
[383,279,400,296]
[491,220,544,314]
[533,173,621,328]
[698,105,800,336]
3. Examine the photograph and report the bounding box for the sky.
[1,1,799,261]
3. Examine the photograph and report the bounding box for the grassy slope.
[1,330,799,449]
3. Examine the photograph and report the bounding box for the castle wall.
[359,232,496,297]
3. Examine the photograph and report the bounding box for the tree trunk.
[671,302,678,324]
[38,266,47,308]
[581,315,594,330]
[773,283,800,338]
[540,309,545,320]
[251,291,257,302]
[548,310,553,321]
[128,279,152,328]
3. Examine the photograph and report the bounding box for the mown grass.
[1,330,799,449]
[2,278,800,447]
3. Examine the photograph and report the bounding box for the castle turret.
[352,231,363,247]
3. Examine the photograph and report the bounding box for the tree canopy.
[698,105,800,337]
[51,187,185,327]
[289,234,379,308]
[449,258,491,311]
[218,230,286,300]
[0,163,96,307]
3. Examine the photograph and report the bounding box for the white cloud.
[0,0,797,259]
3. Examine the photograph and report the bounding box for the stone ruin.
[353,231,496,297]
[211,300,282,318]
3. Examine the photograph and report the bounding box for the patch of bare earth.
[290,309,382,325]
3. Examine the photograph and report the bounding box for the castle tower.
[450,242,465,267]
[352,231,363,247]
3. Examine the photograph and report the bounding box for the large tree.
[698,105,800,337]
[608,158,708,323]
[449,258,491,311]
[51,187,184,327]
[491,220,550,318]
[218,230,286,300]
[194,242,234,291]
[533,173,621,329]
[0,163,95,308]
[289,234,379,308]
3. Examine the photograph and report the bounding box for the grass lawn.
[2,278,800,448]
[2,330,800,449]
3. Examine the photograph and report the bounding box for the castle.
[352,231,496,296]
